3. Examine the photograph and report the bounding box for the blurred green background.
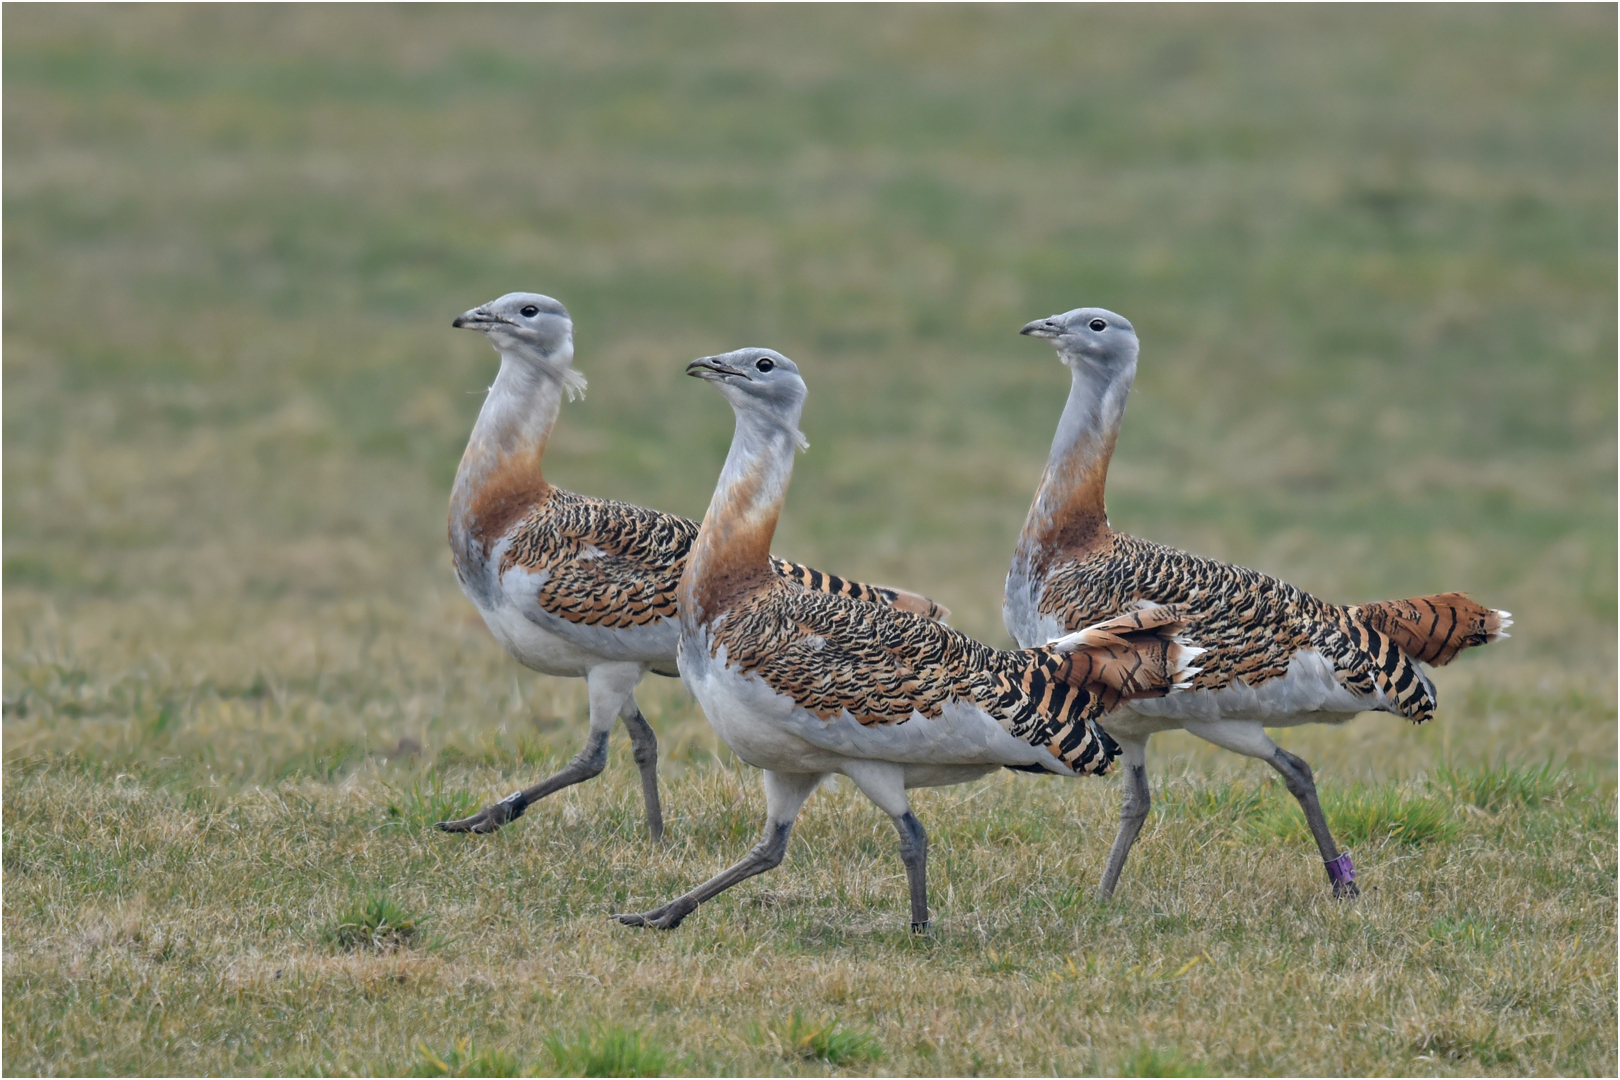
[5,4,1614,772]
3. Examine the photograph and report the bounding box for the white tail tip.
[1172,642,1205,676]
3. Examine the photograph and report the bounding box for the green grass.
[407,1039,524,1078]
[3,5,1614,1076]
[542,1027,677,1078]
[1247,782,1459,848]
[383,773,486,832]
[760,1011,884,1066]
[1434,757,1570,812]
[323,891,436,954]
[1120,1045,1208,1077]
[3,754,1611,1075]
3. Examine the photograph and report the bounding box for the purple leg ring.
[1325,852,1355,886]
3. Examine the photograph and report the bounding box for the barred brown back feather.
[489,487,948,632]
[1055,606,1193,701]
[770,561,951,621]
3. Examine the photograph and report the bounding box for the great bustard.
[440,294,947,840]
[612,347,1200,931]
[1006,307,1511,899]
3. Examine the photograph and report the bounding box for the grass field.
[4,6,1615,1076]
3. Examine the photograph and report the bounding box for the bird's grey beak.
[452,308,493,330]
[686,357,751,381]
[1020,318,1063,339]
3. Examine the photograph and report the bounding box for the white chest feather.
[475,597,603,678]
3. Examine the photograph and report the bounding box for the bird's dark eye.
[755,357,775,373]
[520,305,540,318]
[1088,318,1107,332]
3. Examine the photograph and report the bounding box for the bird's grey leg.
[1183,718,1357,899]
[620,705,664,843]
[893,811,930,931]
[614,770,824,931]
[437,662,643,835]
[1098,734,1151,899]
[1266,746,1357,899]
[842,760,932,931]
[435,733,609,834]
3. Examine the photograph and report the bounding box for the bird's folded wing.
[1040,535,1318,693]
[500,490,696,632]
[501,490,953,638]
[714,587,1026,727]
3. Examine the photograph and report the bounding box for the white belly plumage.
[475,598,607,678]
[1127,648,1376,725]
[678,635,1061,784]
[469,577,681,678]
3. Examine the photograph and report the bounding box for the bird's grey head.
[1020,307,1139,373]
[686,347,809,449]
[453,292,584,393]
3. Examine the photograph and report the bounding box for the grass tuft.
[1120,1044,1207,1076]
[1434,758,1570,812]
[382,773,485,831]
[407,1038,525,1078]
[1411,1024,1517,1066]
[1249,783,1457,847]
[324,891,431,952]
[760,1010,883,1066]
[1427,914,1501,955]
[542,1026,674,1077]
[1157,779,1271,825]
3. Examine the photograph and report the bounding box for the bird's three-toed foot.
[612,899,697,931]
[436,792,528,834]
[1333,880,1361,900]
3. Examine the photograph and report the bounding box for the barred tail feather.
[994,610,1196,777]
[1354,593,1510,667]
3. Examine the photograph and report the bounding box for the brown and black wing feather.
[711,586,1190,775]
[1038,534,1501,724]
[498,488,949,631]
[771,558,950,620]
[500,488,698,629]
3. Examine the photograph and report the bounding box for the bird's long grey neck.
[1015,353,1136,564]
[447,348,581,588]
[683,406,803,623]
[452,349,574,497]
